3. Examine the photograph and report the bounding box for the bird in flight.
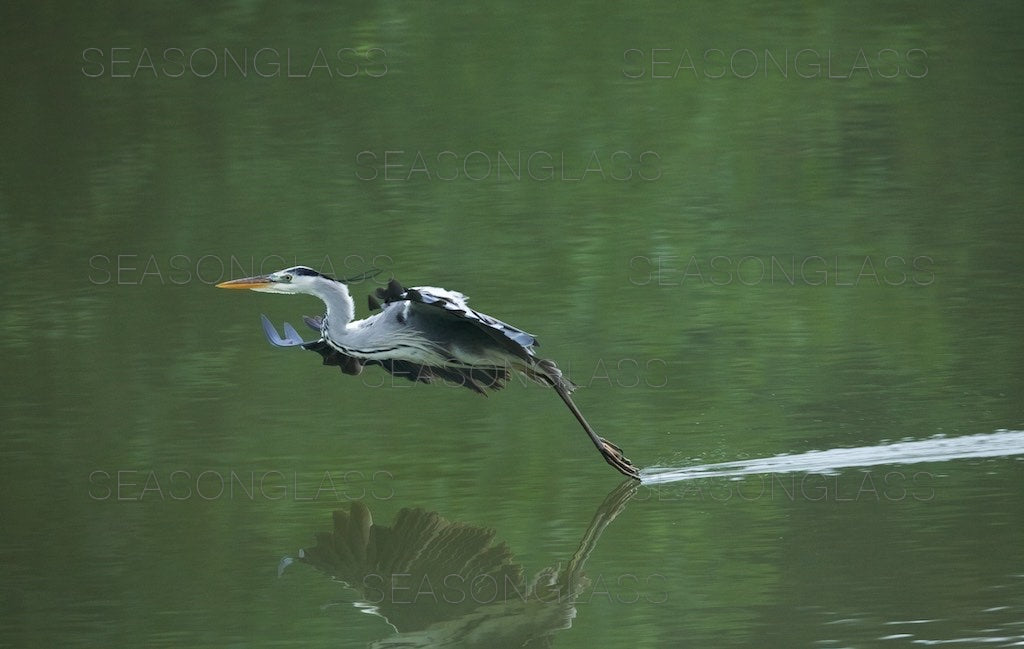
[216,266,639,479]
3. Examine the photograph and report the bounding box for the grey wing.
[372,279,540,361]
[304,338,507,394]
[260,313,505,394]
[260,314,370,376]
[260,314,311,347]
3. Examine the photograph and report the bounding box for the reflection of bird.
[217,266,638,479]
[281,480,639,648]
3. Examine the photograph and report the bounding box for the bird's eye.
[281,274,293,282]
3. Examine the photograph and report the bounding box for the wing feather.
[373,279,539,362]
[301,335,509,394]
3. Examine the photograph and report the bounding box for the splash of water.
[640,430,1024,485]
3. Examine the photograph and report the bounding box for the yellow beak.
[216,275,273,289]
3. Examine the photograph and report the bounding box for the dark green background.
[2,2,1022,647]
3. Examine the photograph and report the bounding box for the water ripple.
[641,430,1024,485]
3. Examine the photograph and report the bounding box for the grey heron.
[216,266,638,479]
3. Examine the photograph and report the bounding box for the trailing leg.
[552,384,640,480]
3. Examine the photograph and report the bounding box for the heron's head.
[216,266,336,295]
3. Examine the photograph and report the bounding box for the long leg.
[553,384,640,480]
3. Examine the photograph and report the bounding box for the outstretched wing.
[260,313,510,394]
[259,315,366,375]
[371,279,540,363]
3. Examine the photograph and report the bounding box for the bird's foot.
[598,436,640,481]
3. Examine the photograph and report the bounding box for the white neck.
[311,278,355,334]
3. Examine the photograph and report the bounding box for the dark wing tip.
[375,279,407,304]
[385,279,406,301]
[301,339,366,376]
[302,315,323,332]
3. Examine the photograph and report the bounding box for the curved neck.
[312,279,355,332]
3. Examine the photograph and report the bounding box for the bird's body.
[217,266,638,479]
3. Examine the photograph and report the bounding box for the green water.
[2,3,1023,647]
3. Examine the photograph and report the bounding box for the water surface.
[2,2,1022,648]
